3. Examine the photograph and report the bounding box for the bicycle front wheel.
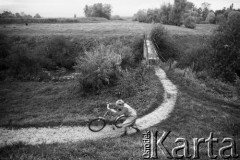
[115,115,127,128]
[88,118,106,132]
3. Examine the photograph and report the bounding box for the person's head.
[116,99,124,108]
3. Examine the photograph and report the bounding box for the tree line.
[133,0,240,28]
[0,11,41,19]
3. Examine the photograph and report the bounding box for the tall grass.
[75,44,121,93]
[74,36,145,95]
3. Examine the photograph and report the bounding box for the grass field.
[1,67,239,159]
[0,68,164,128]
[1,22,239,160]
[0,21,217,37]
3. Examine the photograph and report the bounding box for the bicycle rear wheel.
[115,115,127,128]
[88,118,106,132]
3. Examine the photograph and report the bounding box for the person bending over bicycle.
[107,99,140,136]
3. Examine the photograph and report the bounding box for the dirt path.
[0,67,177,147]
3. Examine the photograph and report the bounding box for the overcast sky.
[0,0,239,18]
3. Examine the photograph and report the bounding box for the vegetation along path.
[0,37,177,147]
[0,66,177,147]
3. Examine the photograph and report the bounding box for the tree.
[0,11,14,18]
[34,13,41,18]
[160,3,173,24]
[84,5,90,17]
[170,0,187,25]
[147,8,161,23]
[215,14,226,24]
[15,13,21,18]
[184,16,196,28]
[133,10,148,22]
[84,3,111,19]
[206,12,215,23]
[185,1,194,11]
[210,11,240,82]
[201,2,211,21]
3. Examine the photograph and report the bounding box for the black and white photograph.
[0,0,240,159]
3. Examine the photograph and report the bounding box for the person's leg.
[131,118,140,132]
[121,116,136,136]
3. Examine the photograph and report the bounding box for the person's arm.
[107,103,117,113]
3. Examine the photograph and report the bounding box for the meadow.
[0,21,216,37]
[1,21,239,160]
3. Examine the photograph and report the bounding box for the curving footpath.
[0,67,177,147]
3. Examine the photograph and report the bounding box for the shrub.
[205,12,216,24]
[235,76,240,98]
[46,36,77,70]
[194,17,202,24]
[33,45,56,70]
[115,63,148,98]
[6,44,41,79]
[209,11,240,82]
[177,44,212,72]
[111,15,123,20]
[133,10,148,22]
[184,16,196,29]
[120,37,144,69]
[215,14,226,24]
[75,44,121,93]
[0,33,11,70]
[150,24,178,62]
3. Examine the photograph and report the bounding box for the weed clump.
[75,44,122,93]
[74,36,145,96]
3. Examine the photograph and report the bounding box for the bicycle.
[88,103,127,132]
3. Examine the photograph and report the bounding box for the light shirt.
[123,103,137,117]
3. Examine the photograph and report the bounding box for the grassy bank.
[1,22,236,160]
[1,67,239,160]
[0,66,164,129]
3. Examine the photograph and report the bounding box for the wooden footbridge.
[143,36,166,65]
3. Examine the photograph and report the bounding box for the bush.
[150,24,178,62]
[0,33,11,70]
[205,12,216,24]
[184,16,196,29]
[133,10,148,22]
[215,14,226,24]
[209,11,240,82]
[177,44,212,72]
[111,15,123,20]
[120,37,144,69]
[6,44,41,79]
[75,44,121,93]
[115,63,149,98]
[46,36,77,70]
[236,76,240,98]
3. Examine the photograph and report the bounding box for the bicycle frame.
[98,110,109,119]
